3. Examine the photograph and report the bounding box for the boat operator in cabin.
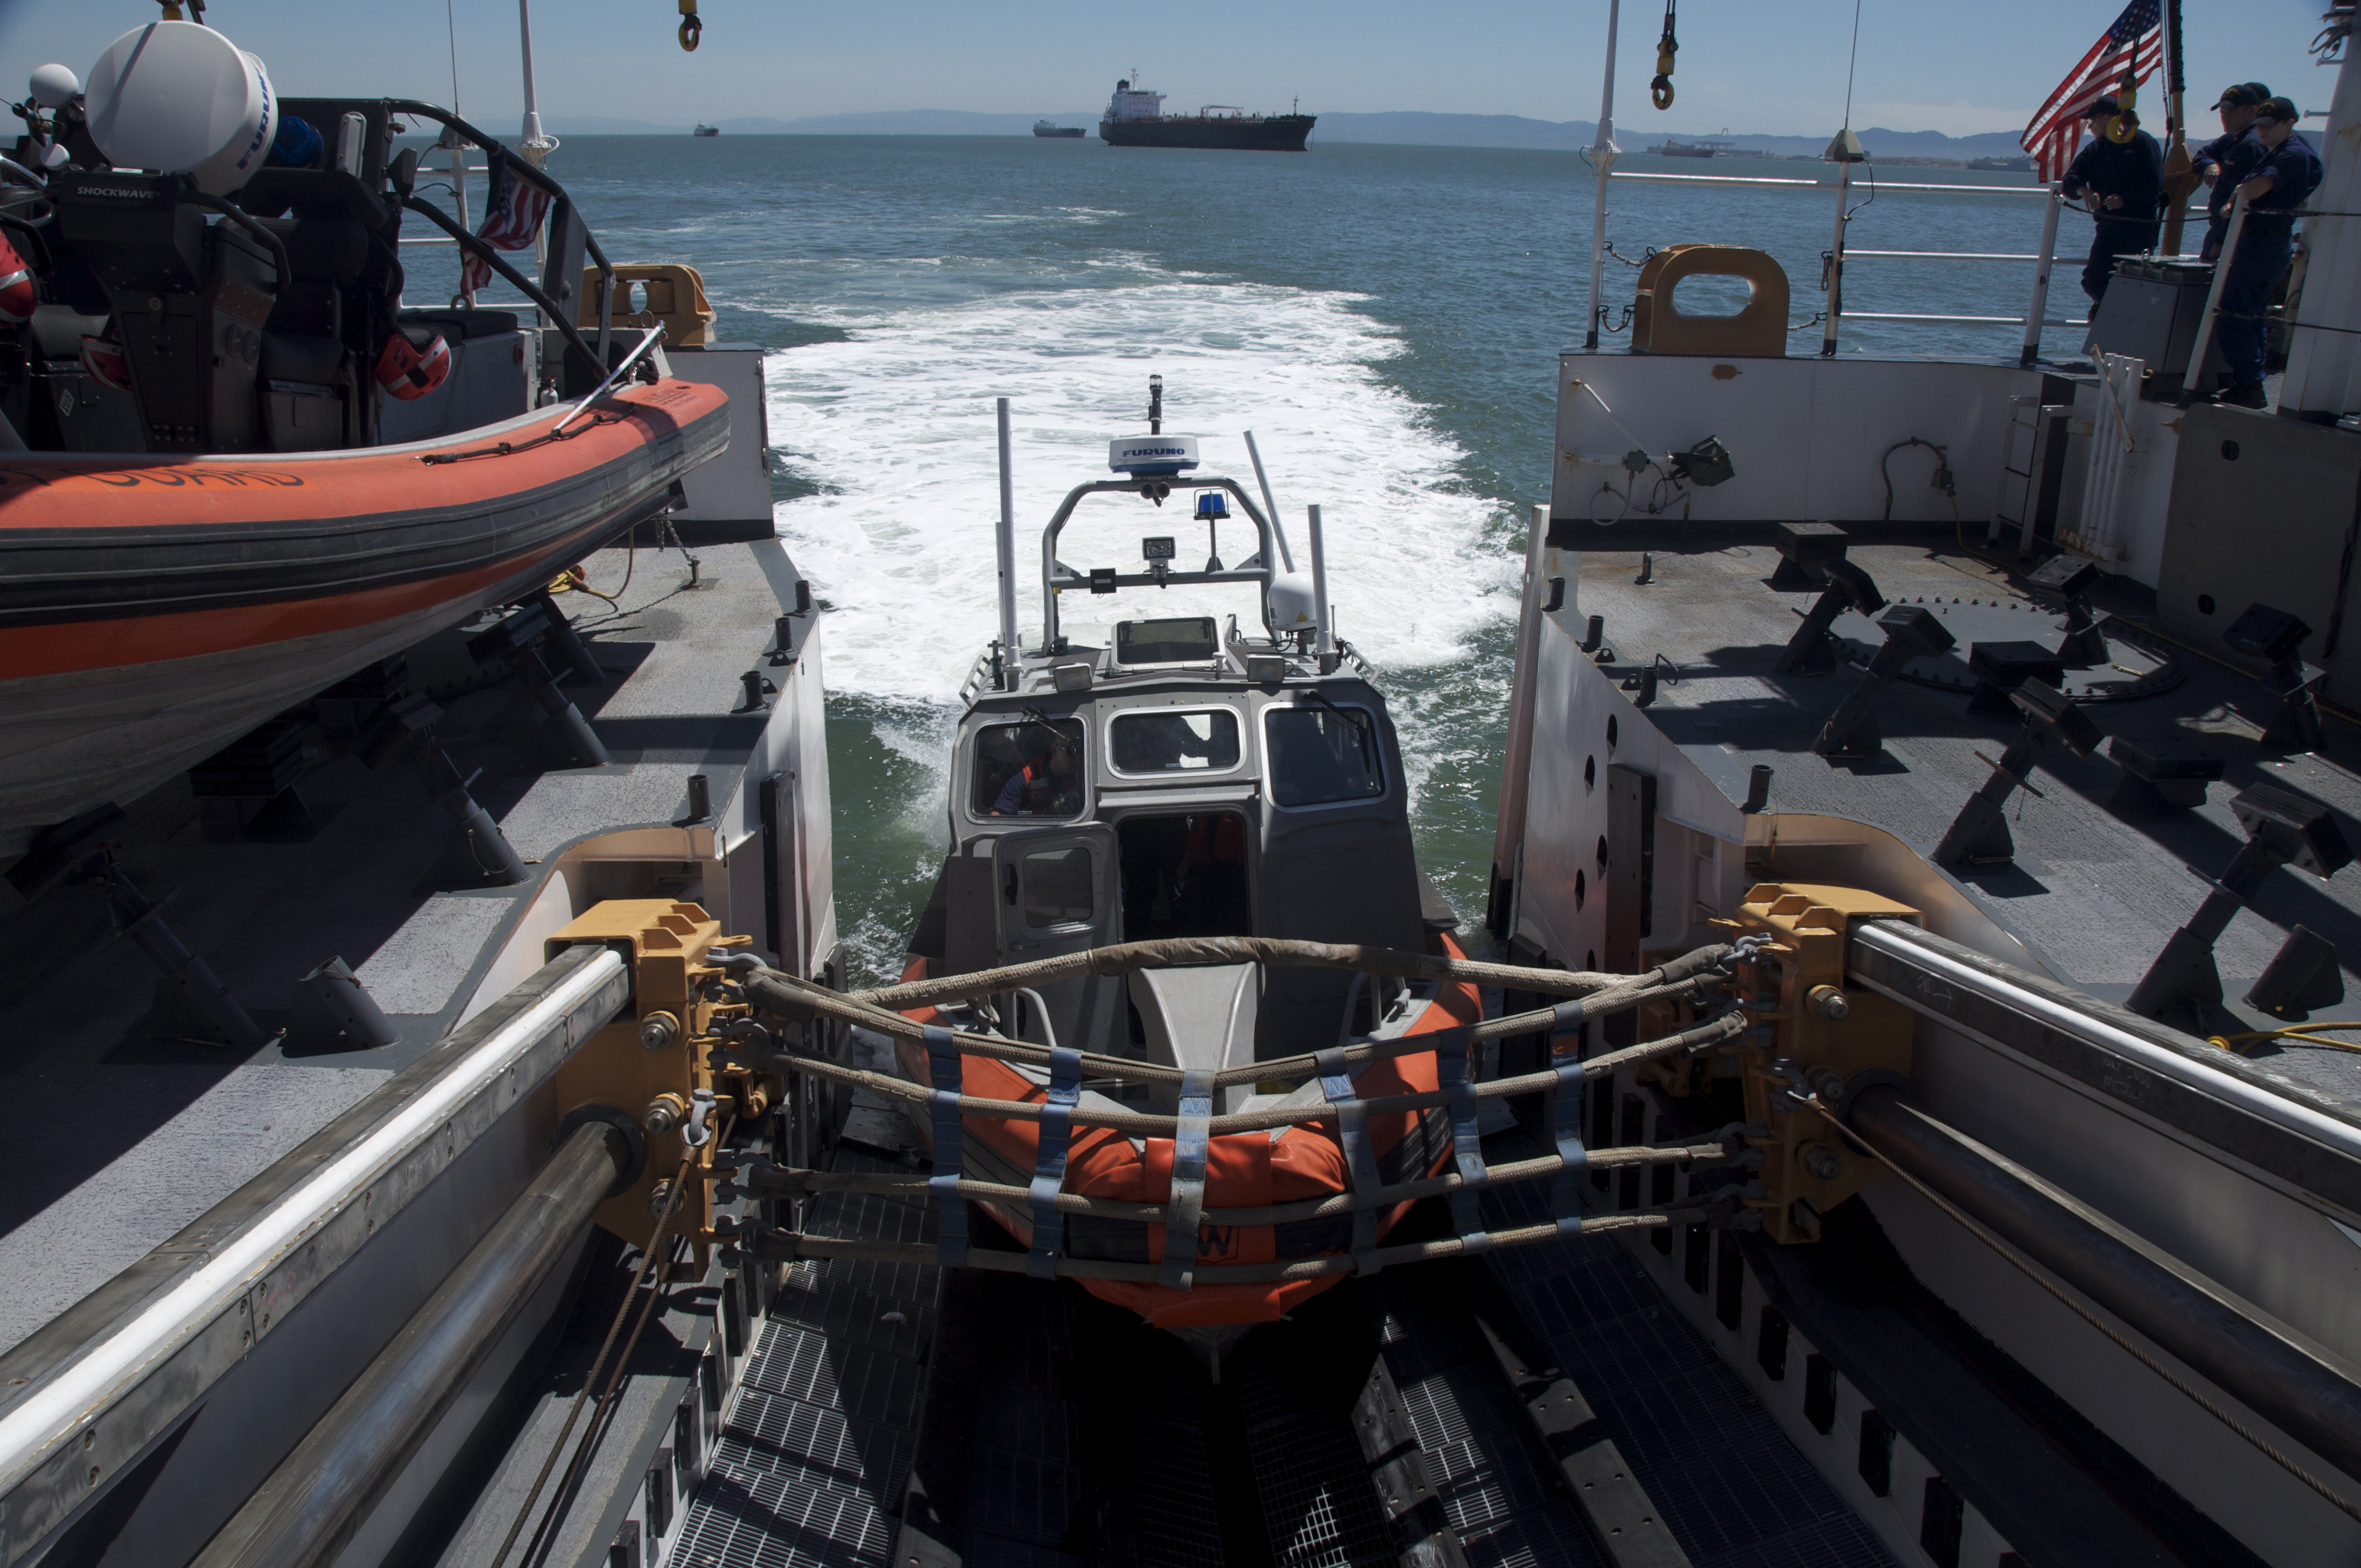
[2194,81,2271,258]
[990,727,1084,816]
[2208,96,2324,410]
[2059,96,2164,306]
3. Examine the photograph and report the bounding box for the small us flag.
[460,159,553,297]
[2020,0,2163,182]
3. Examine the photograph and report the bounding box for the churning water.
[431,134,2061,981]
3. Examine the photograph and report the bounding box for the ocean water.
[422,134,2066,982]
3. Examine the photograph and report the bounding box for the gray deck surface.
[1569,538,2361,1110]
[0,539,799,1356]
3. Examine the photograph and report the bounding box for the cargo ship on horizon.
[1099,77,1314,150]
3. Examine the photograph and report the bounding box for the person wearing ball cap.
[2196,83,2271,259]
[2207,96,2321,409]
[2058,96,2164,306]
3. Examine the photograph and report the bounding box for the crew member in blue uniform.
[2195,82,2270,259]
[2212,97,2324,409]
[2059,98,2164,305]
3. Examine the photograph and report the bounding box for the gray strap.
[1433,1027,1491,1254]
[923,1025,969,1267]
[1160,1068,1217,1289]
[1025,1046,1082,1281]
[1548,1055,1589,1238]
[1318,1046,1385,1274]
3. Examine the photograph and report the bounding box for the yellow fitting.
[678,0,702,51]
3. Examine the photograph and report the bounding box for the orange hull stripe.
[0,381,725,531]
[0,532,587,679]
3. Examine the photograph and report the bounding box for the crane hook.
[678,0,703,51]
[1650,0,1678,110]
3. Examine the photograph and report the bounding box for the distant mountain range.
[541,108,2027,160]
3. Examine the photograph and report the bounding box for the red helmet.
[0,236,34,326]
[79,333,132,392]
[374,328,451,401]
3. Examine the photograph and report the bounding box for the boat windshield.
[1116,617,1218,664]
[973,718,1087,819]
[1265,706,1381,808]
[1110,710,1241,775]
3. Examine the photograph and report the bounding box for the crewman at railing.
[2209,96,2323,410]
[2059,96,2164,307]
[2194,81,2271,259]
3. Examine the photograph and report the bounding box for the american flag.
[460,159,552,296]
[2020,0,2164,182]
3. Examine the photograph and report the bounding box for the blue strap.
[1433,1027,1492,1254]
[1025,1046,1083,1280]
[1159,1068,1217,1290]
[1548,1055,1588,1238]
[923,1026,969,1267]
[1551,997,1586,1042]
[1318,1047,1385,1275]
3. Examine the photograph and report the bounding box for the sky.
[0,0,2336,140]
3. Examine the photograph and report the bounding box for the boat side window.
[1118,811,1252,940]
[972,718,1087,820]
[1109,709,1241,776]
[1021,847,1097,929]
[1264,704,1382,808]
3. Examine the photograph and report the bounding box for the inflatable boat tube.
[0,378,728,854]
[895,931,1483,1327]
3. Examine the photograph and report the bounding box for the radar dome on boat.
[83,21,277,196]
[1108,434,1199,476]
[28,63,78,109]
[1266,571,1319,633]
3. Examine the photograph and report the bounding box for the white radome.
[83,21,276,196]
[28,64,79,110]
[1108,434,1200,476]
[1266,572,1319,633]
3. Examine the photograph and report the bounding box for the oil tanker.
[1098,77,1314,150]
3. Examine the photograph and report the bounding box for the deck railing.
[1604,169,2223,366]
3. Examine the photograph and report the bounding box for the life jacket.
[1016,760,1057,812]
[1185,813,1246,867]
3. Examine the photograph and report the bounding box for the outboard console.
[50,169,279,451]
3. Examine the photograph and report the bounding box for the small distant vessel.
[1034,118,1084,138]
[693,122,719,136]
[1967,154,2033,172]
[1649,132,1738,157]
[1100,77,1314,151]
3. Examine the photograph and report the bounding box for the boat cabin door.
[991,824,1122,1052]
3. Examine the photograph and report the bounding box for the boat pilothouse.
[891,388,1480,1342]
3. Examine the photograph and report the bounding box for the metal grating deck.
[669,1149,938,1568]
[1482,1148,1896,1568]
[1360,1275,1606,1568]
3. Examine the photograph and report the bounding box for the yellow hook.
[678,0,702,51]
